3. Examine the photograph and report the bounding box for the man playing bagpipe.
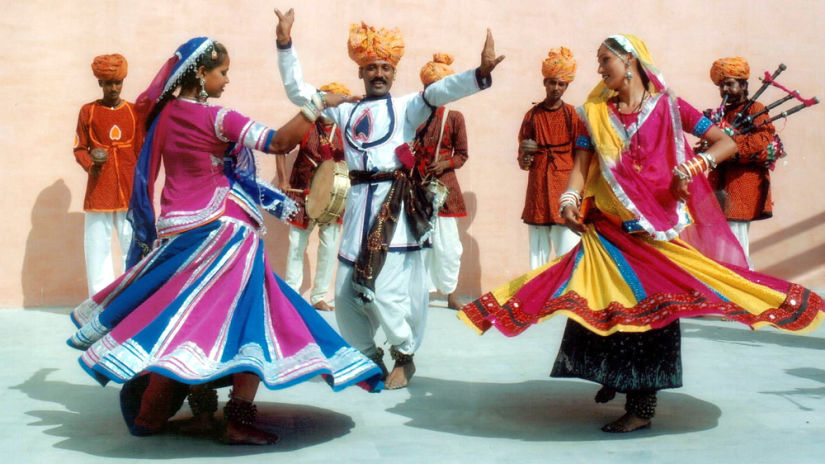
[705,57,778,268]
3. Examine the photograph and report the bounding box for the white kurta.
[278,45,490,355]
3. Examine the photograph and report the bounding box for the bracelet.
[300,101,321,122]
[698,151,717,170]
[311,92,327,111]
[673,155,709,181]
[558,189,582,216]
[672,165,690,181]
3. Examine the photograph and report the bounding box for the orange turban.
[91,54,128,81]
[710,57,749,85]
[320,82,352,96]
[347,22,405,68]
[541,47,576,82]
[420,53,455,85]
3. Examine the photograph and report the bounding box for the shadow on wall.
[750,211,825,280]
[456,191,481,300]
[22,179,86,307]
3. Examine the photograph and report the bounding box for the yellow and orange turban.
[347,22,405,68]
[710,57,749,85]
[420,53,455,85]
[541,46,576,82]
[320,82,352,96]
[91,54,128,81]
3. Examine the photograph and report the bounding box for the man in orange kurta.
[74,54,141,296]
[415,53,470,310]
[517,47,582,269]
[706,57,776,268]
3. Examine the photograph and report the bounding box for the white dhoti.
[528,224,580,270]
[424,216,462,295]
[335,250,429,356]
[727,220,753,269]
[84,210,133,297]
[284,221,341,304]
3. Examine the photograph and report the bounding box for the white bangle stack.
[558,189,582,216]
[300,92,329,123]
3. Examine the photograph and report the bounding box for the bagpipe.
[703,63,819,169]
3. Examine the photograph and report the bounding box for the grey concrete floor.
[2,302,824,464]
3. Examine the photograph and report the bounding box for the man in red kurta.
[706,57,776,268]
[279,82,348,312]
[415,53,469,310]
[517,47,581,269]
[74,54,140,296]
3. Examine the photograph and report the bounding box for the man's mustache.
[370,78,387,85]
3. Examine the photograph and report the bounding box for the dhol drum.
[306,160,350,224]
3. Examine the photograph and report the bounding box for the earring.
[625,68,633,81]
[198,77,208,102]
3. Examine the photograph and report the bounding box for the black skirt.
[550,319,682,393]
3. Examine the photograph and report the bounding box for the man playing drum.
[278,82,350,312]
[706,57,777,268]
[276,8,503,389]
[73,54,141,296]
[415,53,470,311]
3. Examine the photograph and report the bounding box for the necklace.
[618,90,647,114]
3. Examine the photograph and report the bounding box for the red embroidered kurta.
[74,100,141,212]
[518,102,580,225]
[287,121,345,229]
[414,107,468,217]
[708,100,775,221]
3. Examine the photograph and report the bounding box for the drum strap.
[433,108,449,164]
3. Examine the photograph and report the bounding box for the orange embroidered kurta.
[517,102,579,225]
[74,100,141,212]
[415,107,468,217]
[708,100,776,221]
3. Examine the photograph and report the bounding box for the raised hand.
[274,8,295,46]
[479,29,505,78]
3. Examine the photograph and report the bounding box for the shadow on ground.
[388,376,721,440]
[10,368,354,458]
[681,320,825,351]
[760,367,825,412]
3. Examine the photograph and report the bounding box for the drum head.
[305,160,337,219]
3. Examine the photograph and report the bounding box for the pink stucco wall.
[1,0,822,308]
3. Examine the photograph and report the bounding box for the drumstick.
[285,188,310,194]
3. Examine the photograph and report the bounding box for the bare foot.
[313,300,333,311]
[385,360,416,390]
[170,413,217,436]
[594,386,616,403]
[601,413,651,433]
[223,421,279,445]
[447,293,464,310]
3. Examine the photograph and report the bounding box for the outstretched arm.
[266,92,358,154]
[275,8,327,108]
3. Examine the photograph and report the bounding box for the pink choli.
[148,99,273,237]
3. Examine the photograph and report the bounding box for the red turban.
[541,47,576,82]
[710,57,749,85]
[420,53,455,85]
[348,22,405,68]
[91,54,128,81]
